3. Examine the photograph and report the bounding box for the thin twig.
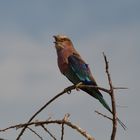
[61,114,70,140]
[27,127,43,140]
[103,52,117,140]
[41,125,56,140]
[113,87,128,90]
[61,123,64,140]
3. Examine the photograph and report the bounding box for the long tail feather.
[89,91,127,130]
[98,95,127,130]
[117,118,127,130]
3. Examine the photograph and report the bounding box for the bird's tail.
[117,118,127,130]
[86,90,127,130]
[97,95,126,130]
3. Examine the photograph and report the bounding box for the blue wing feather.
[68,55,95,84]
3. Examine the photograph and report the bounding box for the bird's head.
[53,35,72,51]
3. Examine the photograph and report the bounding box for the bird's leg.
[75,82,83,91]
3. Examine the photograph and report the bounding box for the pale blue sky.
[0,0,140,139]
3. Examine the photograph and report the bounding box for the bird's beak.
[53,35,57,43]
[53,35,60,44]
[53,35,64,49]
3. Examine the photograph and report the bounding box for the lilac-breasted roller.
[53,35,126,129]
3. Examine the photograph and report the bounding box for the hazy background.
[0,0,139,139]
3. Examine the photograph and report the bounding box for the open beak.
[53,35,64,49]
[53,35,57,44]
[53,35,57,42]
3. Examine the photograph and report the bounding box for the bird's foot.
[75,82,83,91]
[64,87,72,94]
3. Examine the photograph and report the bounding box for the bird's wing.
[68,53,103,98]
[68,53,97,85]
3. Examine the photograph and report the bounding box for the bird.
[53,34,126,129]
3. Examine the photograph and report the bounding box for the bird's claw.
[75,82,83,91]
[67,90,71,94]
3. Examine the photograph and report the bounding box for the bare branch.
[0,116,95,140]
[103,52,117,140]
